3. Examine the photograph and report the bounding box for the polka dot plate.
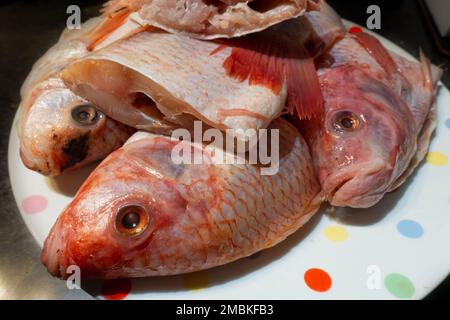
[8,23,450,300]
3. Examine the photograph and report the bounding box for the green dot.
[384,273,415,299]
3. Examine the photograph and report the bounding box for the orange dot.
[304,268,332,292]
[101,279,132,300]
[349,26,363,34]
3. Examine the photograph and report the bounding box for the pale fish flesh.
[61,2,345,143]
[18,15,161,176]
[97,0,313,40]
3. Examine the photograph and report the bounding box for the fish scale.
[296,32,442,208]
[41,118,321,279]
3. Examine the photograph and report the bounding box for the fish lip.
[322,161,388,208]
[41,218,70,279]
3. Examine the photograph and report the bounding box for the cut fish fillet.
[100,0,314,39]
[61,30,286,142]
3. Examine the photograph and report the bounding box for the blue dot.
[446,118,450,129]
[397,220,424,239]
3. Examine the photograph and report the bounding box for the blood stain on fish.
[61,133,90,171]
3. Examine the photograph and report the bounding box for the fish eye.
[334,111,361,131]
[71,104,102,126]
[115,205,149,237]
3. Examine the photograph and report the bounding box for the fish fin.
[352,31,399,76]
[101,0,129,15]
[119,24,153,42]
[419,49,435,91]
[86,8,131,51]
[285,56,324,119]
[210,44,228,56]
[223,41,323,120]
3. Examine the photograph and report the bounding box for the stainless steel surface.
[0,0,100,300]
[0,199,93,299]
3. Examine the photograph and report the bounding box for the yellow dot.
[426,152,448,166]
[324,226,348,243]
[183,272,209,292]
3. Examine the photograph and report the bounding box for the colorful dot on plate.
[324,226,348,243]
[101,278,132,300]
[397,220,424,239]
[384,273,415,299]
[445,118,450,129]
[184,272,209,292]
[426,152,448,166]
[304,268,332,292]
[21,195,48,214]
[349,26,363,33]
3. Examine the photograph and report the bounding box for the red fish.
[41,119,321,279]
[295,33,442,208]
[212,0,345,119]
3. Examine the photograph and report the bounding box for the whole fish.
[61,1,345,143]
[93,0,313,41]
[19,15,163,176]
[296,33,442,208]
[41,118,321,279]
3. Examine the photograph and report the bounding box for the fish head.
[306,65,416,208]
[41,133,213,279]
[19,79,133,176]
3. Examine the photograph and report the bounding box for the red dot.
[304,268,332,292]
[101,279,132,300]
[349,26,363,34]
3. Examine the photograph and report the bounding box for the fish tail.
[419,48,443,93]
[419,49,433,91]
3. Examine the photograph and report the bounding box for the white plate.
[8,22,450,300]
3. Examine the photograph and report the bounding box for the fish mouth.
[322,162,390,208]
[40,218,70,279]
